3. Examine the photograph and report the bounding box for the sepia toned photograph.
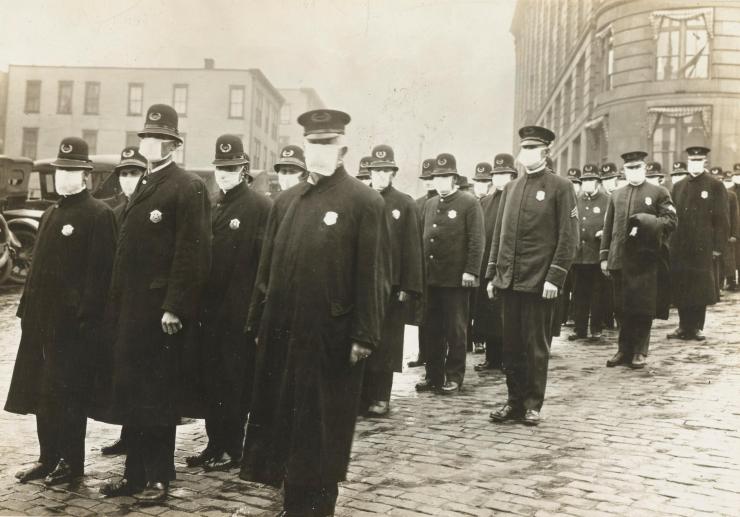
[0,0,738,515]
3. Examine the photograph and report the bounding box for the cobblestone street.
[0,285,738,516]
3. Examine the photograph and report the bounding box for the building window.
[280,104,291,124]
[271,106,279,140]
[125,131,139,147]
[255,91,263,128]
[575,56,585,112]
[24,80,41,113]
[655,16,710,80]
[229,86,245,119]
[563,79,572,131]
[253,138,261,168]
[604,33,615,90]
[173,84,188,116]
[128,83,144,115]
[57,81,73,114]
[173,133,186,165]
[650,108,710,167]
[21,128,39,159]
[265,103,270,133]
[84,82,100,115]
[263,145,268,169]
[82,130,98,155]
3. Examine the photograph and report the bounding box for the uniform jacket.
[670,172,729,307]
[574,189,609,264]
[406,191,436,325]
[6,190,117,415]
[486,168,579,292]
[473,189,504,335]
[423,189,485,287]
[241,167,391,487]
[723,189,739,275]
[100,162,211,426]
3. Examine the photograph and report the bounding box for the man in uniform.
[709,167,734,296]
[667,147,728,341]
[721,168,740,291]
[646,161,663,186]
[601,151,677,369]
[474,154,516,372]
[559,167,581,327]
[185,135,272,471]
[601,163,619,195]
[361,144,423,416]
[670,161,688,193]
[100,104,211,502]
[569,164,609,341]
[407,158,438,369]
[486,126,578,426]
[356,155,372,187]
[240,109,390,516]
[275,144,308,193]
[415,153,484,395]
[599,162,619,330]
[6,138,117,485]
[730,164,740,289]
[99,147,148,457]
[470,161,493,355]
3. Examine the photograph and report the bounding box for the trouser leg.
[205,416,221,453]
[123,427,147,487]
[618,313,637,356]
[139,425,176,485]
[57,400,86,474]
[223,418,245,460]
[36,410,60,467]
[444,287,470,386]
[631,315,653,356]
[589,266,605,335]
[501,290,525,410]
[679,305,705,333]
[417,324,428,363]
[424,287,446,387]
[521,293,555,411]
[572,265,590,335]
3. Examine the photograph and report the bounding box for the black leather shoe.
[474,361,493,371]
[439,381,460,394]
[134,482,168,504]
[203,452,240,472]
[16,462,54,483]
[489,404,522,423]
[185,447,215,467]
[523,409,541,426]
[43,459,82,486]
[630,354,647,369]
[407,359,425,368]
[100,478,143,497]
[415,380,437,392]
[606,351,628,367]
[667,328,687,339]
[568,333,587,341]
[101,439,127,456]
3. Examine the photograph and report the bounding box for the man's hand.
[600,260,610,278]
[486,281,496,300]
[595,230,603,238]
[542,281,558,300]
[398,291,409,302]
[629,226,638,237]
[350,343,372,365]
[730,236,737,243]
[161,311,183,335]
[712,251,722,258]
[462,272,476,288]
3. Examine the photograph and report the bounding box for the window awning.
[647,105,712,137]
[650,8,714,39]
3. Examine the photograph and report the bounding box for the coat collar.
[303,166,349,195]
[56,188,90,207]
[220,181,248,203]
[125,162,178,214]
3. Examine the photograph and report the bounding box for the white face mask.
[214,168,243,192]
[370,170,394,191]
[672,173,687,183]
[687,159,704,175]
[278,173,302,191]
[602,177,617,193]
[55,169,86,196]
[646,177,661,186]
[119,175,141,198]
[625,165,646,186]
[572,183,582,194]
[304,143,342,177]
[433,175,456,196]
[723,180,733,190]
[492,174,511,190]
[581,180,598,195]
[517,147,546,170]
[139,137,172,162]
[734,175,740,185]
[473,180,491,198]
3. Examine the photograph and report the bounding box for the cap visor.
[115,159,147,170]
[50,159,93,170]
[138,129,184,144]
[213,158,250,167]
[305,132,343,142]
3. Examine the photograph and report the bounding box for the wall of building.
[0,72,7,153]
[278,88,326,148]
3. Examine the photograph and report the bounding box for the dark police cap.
[646,161,662,176]
[213,134,250,167]
[600,162,618,178]
[567,168,582,183]
[671,161,687,174]
[432,153,458,176]
[620,151,648,163]
[274,145,306,172]
[709,166,722,178]
[519,125,555,146]
[357,156,373,179]
[493,153,517,174]
[473,162,493,181]
[368,144,398,170]
[723,169,733,181]
[115,146,147,172]
[297,109,351,141]
[686,146,710,157]
[581,164,600,180]
[138,104,183,143]
[51,137,93,170]
[419,158,435,179]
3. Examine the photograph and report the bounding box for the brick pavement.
[0,283,738,516]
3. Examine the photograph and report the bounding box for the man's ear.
[338,146,348,159]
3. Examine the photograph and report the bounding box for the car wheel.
[8,228,36,284]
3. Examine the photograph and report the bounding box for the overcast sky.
[0,0,516,191]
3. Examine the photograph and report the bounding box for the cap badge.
[149,209,163,223]
[61,224,74,237]
[282,149,294,157]
[311,111,331,123]
[536,190,546,201]
[448,209,457,219]
[477,166,484,173]
[423,162,430,169]
[701,190,709,199]
[229,218,241,230]
[220,143,232,153]
[645,197,652,206]
[122,149,135,158]
[438,158,447,166]
[495,159,503,165]
[60,143,73,154]
[673,163,680,169]
[323,211,338,226]
[392,209,401,220]
[360,160,369,167]
[523,127,535,135]
[148,112,162,122]
[602,165,609,172]
[376,150,387,159]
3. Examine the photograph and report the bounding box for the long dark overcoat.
[472,189,504,339]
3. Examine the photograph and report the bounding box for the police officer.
[361,144,423,416]
[709,167,734,296]
[670,161,688,193]
[601,151,677,369]
[731,164,740,289]
[601,163,619,195]
[474,155,516,372]
[100,104,211,502]
[275,144,308,193]
[559,167,582,327]
[646,161,663,186]
[470,162,493,355]
[6,137,117,485]
[599,162,619,330]
[240,109,390,517]
[99,147,148,457]
[569,164,609,341]
[416,153,485,394]
[356,155,372,187]
[407,158,438,369]
[487,126,578,425]
[186,135,272,471]
[721,168,740,291]
[668,147,729,341]
[567,167,582,194]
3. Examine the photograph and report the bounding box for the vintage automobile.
[0,155,35,284]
